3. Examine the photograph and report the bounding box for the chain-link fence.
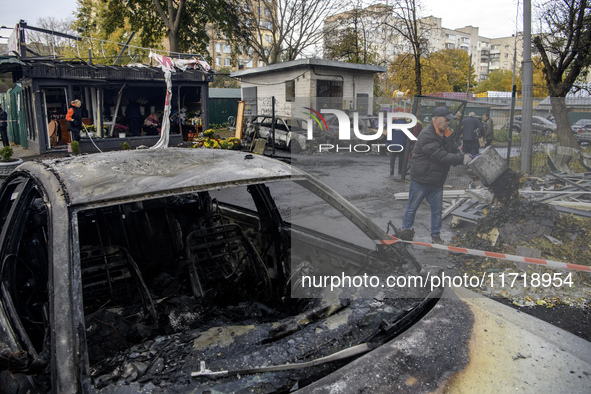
[240,94,590,190]
[412,95,591,190]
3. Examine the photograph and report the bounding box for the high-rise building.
[206,0,277,71]
[324,6,524,83]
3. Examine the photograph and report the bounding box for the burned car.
[244,115,309,153]
[0,148,438,393]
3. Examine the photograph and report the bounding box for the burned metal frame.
[0,149,440,392]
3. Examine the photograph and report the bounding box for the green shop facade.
[0,56,212,154]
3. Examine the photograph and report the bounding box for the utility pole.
[466,53,472,100]
[507,34,518,166]
[521,0,533,174]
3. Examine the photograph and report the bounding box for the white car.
[245,115,309,152]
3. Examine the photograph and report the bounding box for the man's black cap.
[432,106,455,120]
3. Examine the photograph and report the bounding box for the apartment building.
[323,4,404,65]
[324,6,523,83]
[488,34,523,73]
[206,1,276,71]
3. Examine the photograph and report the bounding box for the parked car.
[575,131,591,145]
[244,115,309,152]
[0,148,438,393]
[506,115,557,135]
[571,118,591,134]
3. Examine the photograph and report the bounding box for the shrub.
[122,142,131,150]
[0,146,13,162]
[495,128,521,143]
[70,141,80,155]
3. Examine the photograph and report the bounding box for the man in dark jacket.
[460,112,483,155]
[398,106,470,244]
[482,113,494,147]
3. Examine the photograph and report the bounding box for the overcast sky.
[1,0,522,44]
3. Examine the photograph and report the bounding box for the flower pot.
[119,132,126,139]
[0,158,23,176]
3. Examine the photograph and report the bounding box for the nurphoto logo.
[303,108,418,153]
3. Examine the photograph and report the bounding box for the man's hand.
[463,154,472,165]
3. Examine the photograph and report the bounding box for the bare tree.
[533,0,591,148]
[225,0,348,65]
[323,4,385,65]
[375,0,433,96]
[24,17,76,58]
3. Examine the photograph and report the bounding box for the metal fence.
[411,95,591,190]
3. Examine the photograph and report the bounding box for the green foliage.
[210,67,241,89]
[70,141,80,155]
[325,27,378,65]
[0,146,13,162]
[494,128,521,143]
[71,0,154,64]
[100,0,241,54]
[122,142,131,150]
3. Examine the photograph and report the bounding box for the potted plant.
[0,146,23,176]
[114,124,130,138]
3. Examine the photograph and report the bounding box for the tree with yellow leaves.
[386,49,476,96]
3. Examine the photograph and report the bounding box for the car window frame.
[0,176,50,359]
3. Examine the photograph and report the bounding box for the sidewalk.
[12,145,70,162]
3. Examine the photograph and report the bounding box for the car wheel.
[289,139,302,153]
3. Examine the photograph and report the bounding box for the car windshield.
[68,178,425,389]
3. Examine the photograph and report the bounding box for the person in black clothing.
[126,100,143,136]
[0,105,8,147]
[66,99,83,142]
[460,112,483,156]
[398,106,470,244]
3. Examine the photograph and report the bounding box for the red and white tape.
[378,235,591,272]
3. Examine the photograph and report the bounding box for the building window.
[265,34,272,43]
[224,58,231,66]
[264,21,272,30]
[258,60,264,67]
[223,44,231,53]
[245,59,253,67]
[316,80,343,98]
[215,58,221,66]
[215,43,221,54]
[285,80,295,102]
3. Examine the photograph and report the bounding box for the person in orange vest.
[66,99,83,142]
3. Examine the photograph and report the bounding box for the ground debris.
[451,178,591,309]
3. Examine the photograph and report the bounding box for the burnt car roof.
[18,148,304,206]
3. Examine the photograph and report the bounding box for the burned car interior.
[0,152,437,392]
